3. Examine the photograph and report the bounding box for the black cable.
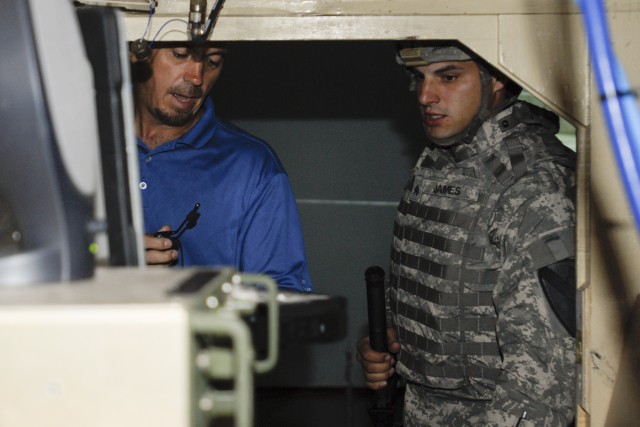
[173,203,201,238]
[153,203,200,267]
[202,0,227,40]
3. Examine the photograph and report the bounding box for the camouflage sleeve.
[385,273,397,329]
[481,187,576,426]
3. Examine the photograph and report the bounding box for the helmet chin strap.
[427,63,521,148]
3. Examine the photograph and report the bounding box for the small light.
[89,242,99,254]
[206,296,219,309]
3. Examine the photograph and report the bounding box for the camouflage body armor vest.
[388,101,576,399]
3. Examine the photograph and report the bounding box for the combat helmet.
[397,40,521,147]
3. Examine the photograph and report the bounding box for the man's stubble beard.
[152,106,197,127]
[152,82,205,127]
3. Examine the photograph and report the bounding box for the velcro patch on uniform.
[408,175,425,202]
[524,228,576,271]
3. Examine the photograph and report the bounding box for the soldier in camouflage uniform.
[357,41,576,426]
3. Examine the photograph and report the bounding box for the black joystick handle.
[365,265,388,352]
[364,266,399,426]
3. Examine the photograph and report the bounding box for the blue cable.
[576,0,640,231]
[140,0,154,42]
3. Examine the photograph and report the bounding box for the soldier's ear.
[489,77,507,107]
[491,77,506,94]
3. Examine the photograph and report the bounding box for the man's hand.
[356,327,400,390]
[144,225,178,265]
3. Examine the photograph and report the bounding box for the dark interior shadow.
[214,40,425,161]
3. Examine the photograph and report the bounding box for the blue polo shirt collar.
[137,97,218,153]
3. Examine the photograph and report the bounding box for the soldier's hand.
[356,327,400,390]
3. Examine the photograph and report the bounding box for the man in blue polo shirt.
[131,42,312,293]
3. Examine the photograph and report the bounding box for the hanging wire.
[149,18,189,46]
[139,0,226,45]
[576,0,640,232]
[138,0,189,47]
[203,0,227,39]
[139,0,154,43]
